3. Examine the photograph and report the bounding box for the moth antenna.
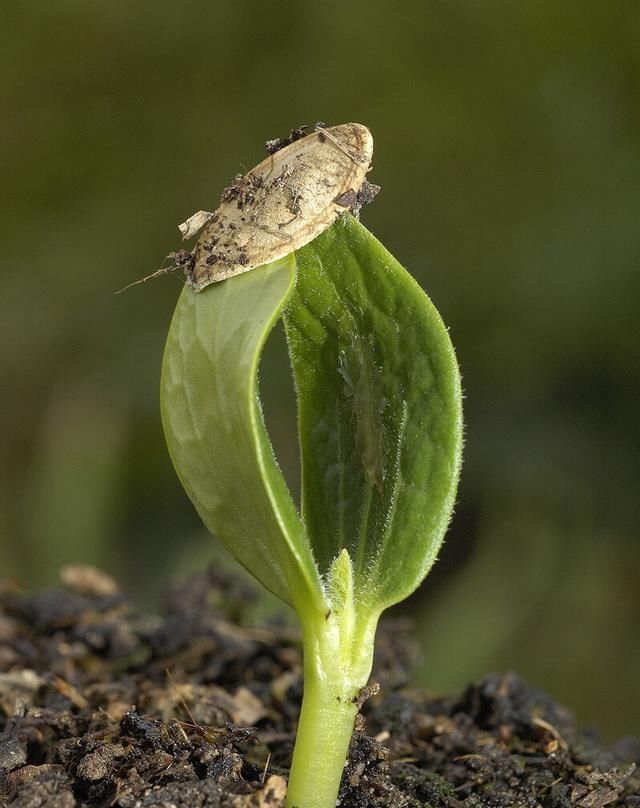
[114,264,182,295]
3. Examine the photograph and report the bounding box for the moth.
[182,122,377,291]
[118,123,378,295]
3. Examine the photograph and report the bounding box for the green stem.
[286,608,378,808]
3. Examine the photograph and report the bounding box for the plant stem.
[286,610,378,808]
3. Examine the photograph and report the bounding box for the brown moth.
[182,122,377,291]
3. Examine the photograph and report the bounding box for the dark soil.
[0,565,637,807]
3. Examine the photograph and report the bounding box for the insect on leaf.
[186,124,374,290]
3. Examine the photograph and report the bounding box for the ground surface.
[0,566,637,807]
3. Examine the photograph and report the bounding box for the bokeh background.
[2,1,638,739]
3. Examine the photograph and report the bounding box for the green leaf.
[160,255,326,617]
[285,215,463,612]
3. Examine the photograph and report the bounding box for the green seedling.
[160,130,463,807]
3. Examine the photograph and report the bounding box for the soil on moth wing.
[0,566,637,808]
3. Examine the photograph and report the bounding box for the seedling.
[160,124,463,808]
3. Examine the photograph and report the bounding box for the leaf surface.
[286,215,463,611]
[161,255,326,616]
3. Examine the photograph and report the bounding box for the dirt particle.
[0,738,26,774]
[76,751,109,782]
[334,188,358,210]
[335,179,381,217]
[60,564,119,598]
[265,126,308,155]
[353,682,380,710]
[220,181,239,203]
[120,709,168,749]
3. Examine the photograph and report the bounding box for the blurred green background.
[1,1,638,739]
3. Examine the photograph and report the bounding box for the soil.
[0,565,637,808]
